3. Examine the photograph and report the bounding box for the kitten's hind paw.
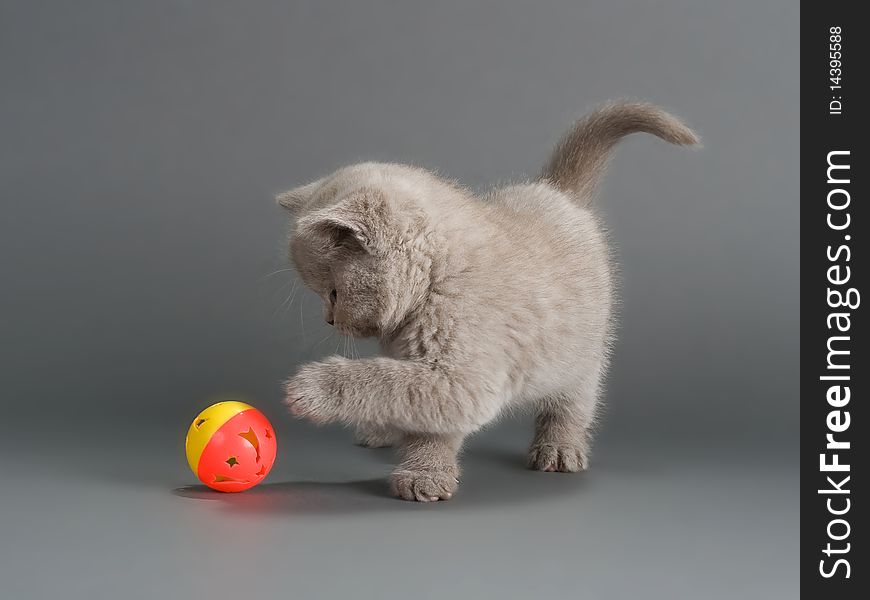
[390,467,459,502]
[528,443,587,472]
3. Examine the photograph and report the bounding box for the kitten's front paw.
[391,466,460,502]
[284,362,339,424]
[528,443,588,472]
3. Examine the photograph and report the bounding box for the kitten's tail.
[541,101,699,205]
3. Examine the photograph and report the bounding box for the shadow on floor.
[172,447,592,515]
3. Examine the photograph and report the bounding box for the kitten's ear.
[296,213,371,253]
[295,189,389,253]
[276,178,324,215]
[309,217,370,252]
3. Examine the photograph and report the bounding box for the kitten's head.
[277,164,433,338]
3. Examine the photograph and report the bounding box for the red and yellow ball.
[185,401,277,492]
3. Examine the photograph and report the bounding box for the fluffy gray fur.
[278,101,698,502]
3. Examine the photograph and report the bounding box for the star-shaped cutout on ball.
[225,456,239,467]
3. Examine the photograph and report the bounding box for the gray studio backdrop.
[1,0,798,440]
[1,1,798,598]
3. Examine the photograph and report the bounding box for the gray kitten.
[278,101,698,501]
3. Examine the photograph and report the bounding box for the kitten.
[278,101,698,502]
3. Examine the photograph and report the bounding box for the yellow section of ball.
[184,401,255,475]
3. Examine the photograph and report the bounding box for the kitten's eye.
[330,289,337,303]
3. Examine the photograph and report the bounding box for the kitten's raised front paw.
[284,362,340,424]
[391,467,460,502]
[528,443,588,472]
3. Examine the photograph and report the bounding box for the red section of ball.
[197,409,277,492]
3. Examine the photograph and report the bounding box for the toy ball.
[185,401,277,492]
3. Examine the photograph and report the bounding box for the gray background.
[0,1,798,598]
